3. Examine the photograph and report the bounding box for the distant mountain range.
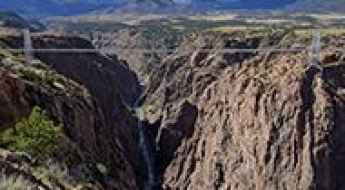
[0,11,45,31]
[0,0,344,18]
[286,0,345,12]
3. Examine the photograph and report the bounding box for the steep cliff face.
[142,31,345,190]
[0,68,108,189]
[0,34,143,190]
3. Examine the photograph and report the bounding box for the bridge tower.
[310,29,323,71]
[23,29,33,64]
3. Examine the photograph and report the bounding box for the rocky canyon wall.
[0,34,143,190]
[142,31,345,190]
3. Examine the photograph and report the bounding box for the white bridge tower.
[23,29,33,64]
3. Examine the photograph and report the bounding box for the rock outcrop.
[0,33,143,190]
[142,31,345,190]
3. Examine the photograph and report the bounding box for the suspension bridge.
[0,29,328,71]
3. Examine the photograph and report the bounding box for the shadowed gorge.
[1,7,345,189]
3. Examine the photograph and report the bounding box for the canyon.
[1,28,345,190]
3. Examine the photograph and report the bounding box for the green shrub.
[17,68,42,82]
[0,106,62,159]
[0,176,33,190]
[17,68,60,87]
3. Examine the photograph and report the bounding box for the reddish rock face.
[0,74,31,130]
[142,32,345,190]
[0,69,141,190]
[157,100,198,173]
[0,34,144,190]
